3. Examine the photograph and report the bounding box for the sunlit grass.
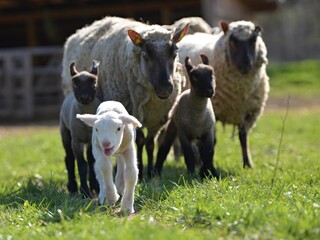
[268,60,320,97]
[0,107,319,239]
[1,60,320,239]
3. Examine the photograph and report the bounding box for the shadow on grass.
[134,164,238,212]
[0,164,238,221]
[0,176,100,223]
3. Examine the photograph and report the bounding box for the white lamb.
[62,16,189,179]
[77,101,141,214]
[178,20,270,168]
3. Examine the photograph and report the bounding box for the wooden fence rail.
[0,46,63,121]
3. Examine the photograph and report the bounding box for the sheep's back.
[177,32,220,66]
[172,17,213,34]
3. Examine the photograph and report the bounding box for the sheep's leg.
[154,120,177,176]
[145,133,155,179]
[136,128,145,181]
[180,138,196,176]
[115,157,125,196]
[87,144,99,195]
[94,156,119,206]
[238,125,253,168]
[199,129,218,178]
[120,144,138,214]
[173,138,182,161]
[72,140,91,198]
[61,128,78,194]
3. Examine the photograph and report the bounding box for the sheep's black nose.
[80,95,91,104]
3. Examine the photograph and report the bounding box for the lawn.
[268,60,320,97]
[0,60,319,239]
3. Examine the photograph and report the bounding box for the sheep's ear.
[220,20,229,34]
[118,114,142,128]
[128,30,144,47]
[172,23,189,43]
[200,54,209,65]
[70,61,79,77]
[254,25,262,36]
[185,57,193,73]
[90,60,100,75]
[76,114,98,127]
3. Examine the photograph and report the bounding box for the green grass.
[1,60,320,239]
[268,60,320,97]
[1,109,319,239]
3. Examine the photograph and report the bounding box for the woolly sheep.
[170,17,214,34]
[155,55,217,178]
[177,20,270,168]
[76,101,142,214]
[164,17,221,36]
[61,16,189,179]
[59,60,100,197]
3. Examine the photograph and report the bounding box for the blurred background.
[0,0,319,121]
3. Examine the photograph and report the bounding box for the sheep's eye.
[95,128,98,133]
[117,127,121,132]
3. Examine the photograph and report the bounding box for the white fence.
[0,47,63,120]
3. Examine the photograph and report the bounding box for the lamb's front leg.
[120,144,138,214]
[115,157,125,196]
[94,156,119,207]
[72,140,91,198]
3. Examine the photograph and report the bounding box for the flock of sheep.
[59,16,270,214]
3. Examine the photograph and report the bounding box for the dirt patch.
[0,121,58,137]
[266,96,320,110]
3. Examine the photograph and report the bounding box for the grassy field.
[268,60,320,97]
[0,60,320,239]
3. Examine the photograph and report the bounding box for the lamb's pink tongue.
[104,148,112,156]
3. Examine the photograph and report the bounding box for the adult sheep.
[177,20,270,168]
[164,17,214,35]
[62,16,189,179]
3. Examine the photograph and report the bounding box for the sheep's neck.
[189,89,210,114]
[77,98,100,114]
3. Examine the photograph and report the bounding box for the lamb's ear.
[128,30,144,47]
[90,60,100,75]
[185,57,193,73]
[118,114,142,128]
[70,61,78,77]
[76,114,98,127]
[172,23,189,43]
[220,20,229,34]
[200,54,209,65]
[254,25,262,36]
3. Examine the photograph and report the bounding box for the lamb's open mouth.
[104,146,114,156]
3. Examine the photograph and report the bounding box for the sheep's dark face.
[228,33,258,74]
[128,24,189,100]
[70,61,99,105]
[189,65,215,98]
[185,56,215,98]
[139,41,178,99]
[72,74,97,105]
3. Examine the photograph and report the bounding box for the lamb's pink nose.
[103,141,111,148]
